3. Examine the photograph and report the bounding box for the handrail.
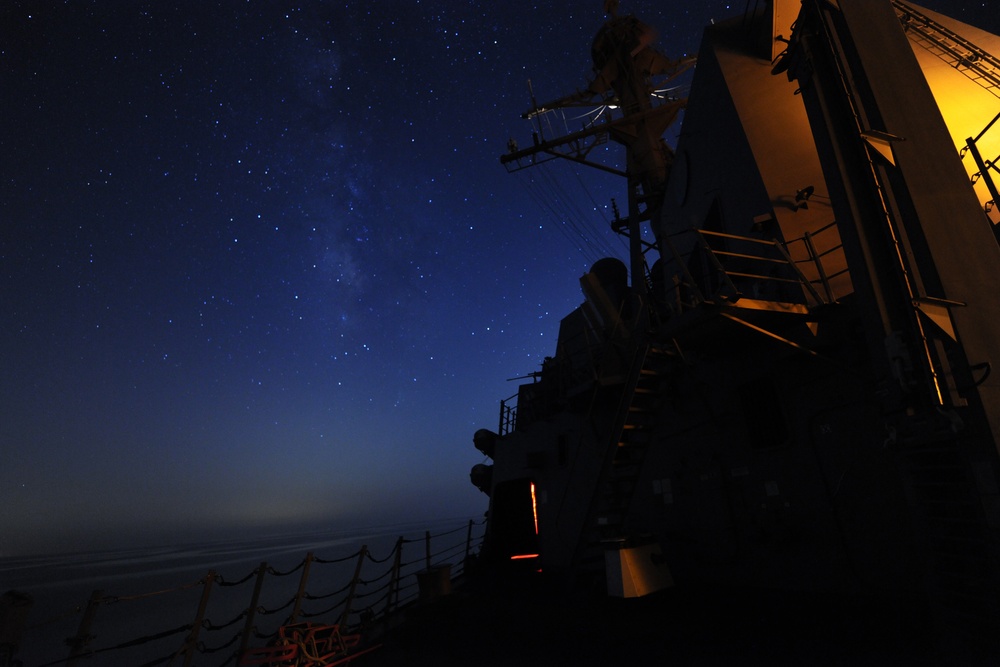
[498,392,518,436]
[820,0,948,404]
[661,227,843,312]
[964,114,1000,217]
[12,518,486,667]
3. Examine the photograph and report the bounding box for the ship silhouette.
[471,0,1000,658]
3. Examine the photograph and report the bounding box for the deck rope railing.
[5,518,485,667]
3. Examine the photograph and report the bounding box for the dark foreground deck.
[359,573,993,667]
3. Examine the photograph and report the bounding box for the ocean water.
[1,518,482,666]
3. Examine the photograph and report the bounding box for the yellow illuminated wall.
[910,6,1000,226]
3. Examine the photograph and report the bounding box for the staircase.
[576,342,670,574]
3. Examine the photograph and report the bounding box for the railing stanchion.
[383,537,404,630]
[289,553,313,624]
[803,230,835,302]
[465,519,474,565]
[66,589,103,667]
[237,561,268,662]
[340,545,368,628]
[181,570,216,667]
[424,531,432,570]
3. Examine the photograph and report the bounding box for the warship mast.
[500,2,693,296]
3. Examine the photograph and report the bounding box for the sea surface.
[1,518,481,666]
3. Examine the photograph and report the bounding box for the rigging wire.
[535,168,600,253]
[572,168,629,256]
[515,164,627,268]
[543,107,617,259]
[516,170,605,267]
[538,165,621,259]
[511,74,693,268]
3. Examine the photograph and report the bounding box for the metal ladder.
[893,0,1000,99]
[575,343,670,574]
[892,1,1000,221]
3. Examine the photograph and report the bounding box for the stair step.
[602,477,637,490]
[611,458,642,469]
[623,423,647,431]
[617,449,650,460]
[620,441,651,450]
[624,415,655,426]
[574,338,676,573]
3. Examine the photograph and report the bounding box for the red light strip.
[530,482,539,535]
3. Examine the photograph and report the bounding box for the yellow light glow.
[914,30,1000,226]
[510,553,540,560]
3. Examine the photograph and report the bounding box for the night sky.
[2,1,994,557]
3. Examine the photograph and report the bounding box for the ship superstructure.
[472,0,1000,654]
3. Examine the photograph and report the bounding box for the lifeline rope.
[26,519,486,666]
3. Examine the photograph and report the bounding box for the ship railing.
[660,226,844,313]
[499,392,518,436]
[8,519,486,667]
[961,109,1000,219]
[784,220,848,303]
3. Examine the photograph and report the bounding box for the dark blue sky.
[2,1,994,557]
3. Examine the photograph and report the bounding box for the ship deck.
[362,573,961,666]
